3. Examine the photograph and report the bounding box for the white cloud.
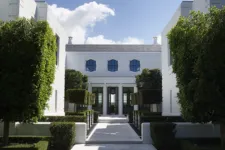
[85,35,144,44]
[48,1,144,44]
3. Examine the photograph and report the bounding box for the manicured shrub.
[128,112,133,123]
[65,112,85,116]
[131,93,138,105]
[34,141,49,150]
[94,111,99,123]
[67,89,88,104]
[150,122,178,150]
[140,116,185,123]
[139,89,162,104]
[0,136,50,144]
[0,140,49,150]
[39,116,86,122]
[49,122,75,150]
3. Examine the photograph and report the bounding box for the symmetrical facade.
[162,0,225,116]
[0,0,66,116]
[66,43,161,116]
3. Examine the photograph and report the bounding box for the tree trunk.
[3,121,10,146]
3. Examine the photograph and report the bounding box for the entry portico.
[88,77,138,116]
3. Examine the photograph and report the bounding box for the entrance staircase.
[98,115,129,123]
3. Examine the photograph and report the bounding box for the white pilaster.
[119,84,123,116]
[88,83,92,92]
[103,84,107,115]
[134,86,138,93]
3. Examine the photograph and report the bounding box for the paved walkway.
[86,123,141,143]
[71,117,156,150]
[72,144,157,150]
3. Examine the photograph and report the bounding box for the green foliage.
[34,141,49,150]
[39,116,86,122]
[139,89,162,104]
[67,89,88,104]
[140,116,185,123]
[135,69,162,105]
[65,69,87,90]
[49,122,75,150]
[0,18,56,123]
[136,68,162,90]
[167,7,225,123]
[131,93,138,105]
[65,112,85,116]
[94,111,99,123]
[0,140,49,150]
[150,123,178,150]
[0,136,50,144]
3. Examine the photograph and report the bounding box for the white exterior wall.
[161,1,193,116]
[66,52,161,77]
[0,0,66,116]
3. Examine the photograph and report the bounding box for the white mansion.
[66,39,161,116]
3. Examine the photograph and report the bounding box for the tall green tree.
[168,7,225,148]
[136,68,162,90]
[0,18,56,145]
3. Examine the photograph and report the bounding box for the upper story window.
[130,59,140,72]
[108,59,118,72]
[86,59,96,72]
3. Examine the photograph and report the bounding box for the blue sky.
[46,0,185,44]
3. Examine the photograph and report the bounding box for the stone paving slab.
[71,144,157,150]
[86,123,141,143]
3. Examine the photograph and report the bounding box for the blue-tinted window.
[108,59,118,72]
[86,59,96,72]
[130,59,140,72]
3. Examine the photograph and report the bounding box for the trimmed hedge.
[131,93,139,105]
[0,136,50,144]
[65,112,85,116]
[139,89,162,104]
[49,122,75,150]
[67,89,88,104]
[0,140,49,150]
[94,111,99,123]
[140,116,185,123]
[39,116,86,122]
[150,122,178,150]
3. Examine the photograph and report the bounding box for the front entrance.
[92,87,103,114]
[107,87,119,115]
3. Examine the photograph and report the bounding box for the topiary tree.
[168,7,225,148]
[136,68,162,90]
[135,68,162,105]
[0,18,56,145]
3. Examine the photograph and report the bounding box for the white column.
[119,84,123,116]
[103,84,107,115]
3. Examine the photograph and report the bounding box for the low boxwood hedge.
[0,136,50,144]
[49,122,75,150]
[0,140,49,150]
[140,116,185,123]
[65,112,85,116]
[39,116,86,122]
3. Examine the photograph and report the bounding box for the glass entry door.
[92,87,103,114]
[123,87,134,114]
[107,87,119,115]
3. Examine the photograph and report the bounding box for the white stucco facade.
[0,0,66,116]
[162,0,225,116]
[66,44,161,116]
